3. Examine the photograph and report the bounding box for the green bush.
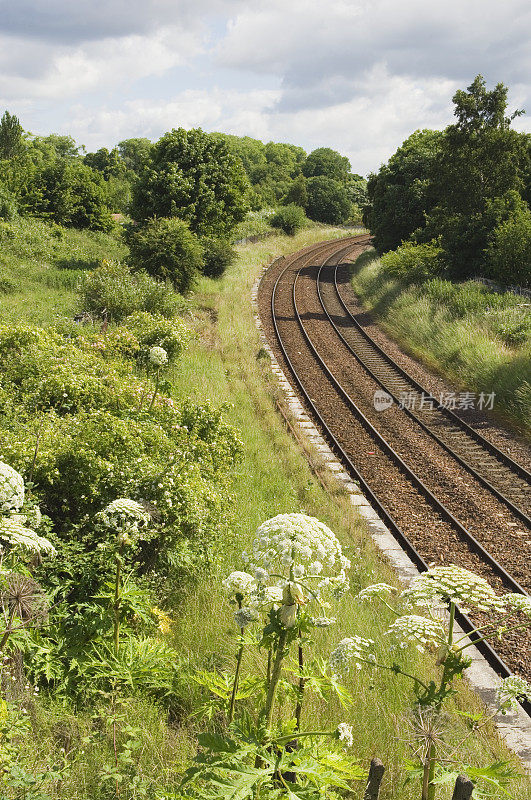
[0,180,17,220]
[80,260,183,321]
[270,203,307,235]
[200,237,236,278]
[122,311,190,361]
[128,217,204,293]
[486,205,531,287]
[306,175,351,224]
[380,240,445,281]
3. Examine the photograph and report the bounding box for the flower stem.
[228,601,244,724]
[294,639,304,731]
[263,629,288,733]
[148,368,160,411]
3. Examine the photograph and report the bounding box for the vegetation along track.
[258,235,531,690]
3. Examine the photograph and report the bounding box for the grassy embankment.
[350,249,531,439]
[0,219,529,798]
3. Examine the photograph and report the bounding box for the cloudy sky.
[1,0,530,175]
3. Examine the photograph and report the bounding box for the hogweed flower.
[0,518,55,556]
[358,583,396,600]
[0,573,48,620]
[336,722,354,748]
[222,571,256,599]
[0,462,24,513]
[330,635,375,677]
[402,566,505,614]
[496,675,531,713]
[101,498,150,539]
[310,616,336,627]
[387,614,444,653]
[149,346,168,367]
[503,593,531,617]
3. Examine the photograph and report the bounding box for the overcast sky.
[1,0,530,175]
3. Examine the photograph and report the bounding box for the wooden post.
[452,774,474,800]
[363,758,385,800]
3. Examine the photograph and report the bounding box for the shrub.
[81,260,182,321]
[0,180,17,220]
[381,240,445,281]
[270,204,307,236]
[200,237,236,278]
[486,205,531,287]
[128,217,204,293]
[306,176,351,224]
[122,311,190,361]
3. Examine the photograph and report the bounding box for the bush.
[380,240,445,281]
[128,217,204,293]
[306,176,351,224]
[486,206,531,287]
[122,311,190,361]
[200,237,236,278]
[270,204,307,236]
[0,180,17,220]
[81,260,183,321]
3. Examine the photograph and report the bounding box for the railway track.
[258,235,531,696]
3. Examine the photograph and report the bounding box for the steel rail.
[332,260,531,491]
[313,262,531,527]
[266,237,530,714]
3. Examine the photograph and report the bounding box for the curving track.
[258,235,531,693]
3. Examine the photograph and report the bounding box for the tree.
[486,200,531,286]
[364,129,443,253]
[282,174,308,208]
[306,176,351,224]
[128,217,204,292]
[131,128,249,237]
[0,111,25,160]
[118,138,153,176]
[22,160,113,231]
[424,75,526,277]
[302,147,350,183]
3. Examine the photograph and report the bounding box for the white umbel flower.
[358,583,396,600]
[101,498,150,530]
[234,606,259,628]
[496,675,531,713]
[149,346,168,367]
[330,635,374,676]
[402,566,505,613]
[0,517,55,556]
[336,722,353,748]
[222,571,256,598]
[250,513,344,580]
[387,614,444,652]
[0,462,24,513]
[503,593,531,617]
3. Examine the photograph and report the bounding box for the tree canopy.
[302,147,351,183]
[131,128,249,236]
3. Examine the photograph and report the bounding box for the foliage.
[0,111,25,160]
[302,147,351,183]
[21,160,113,232]
[380,240,445,281]
[131,128,249,237]
[81,259,184,321]
[122,311,190,362]
[270,204,307,236]
[306,176,351,224]
[0,180,17,220]
[128,217,204,293]
[486,202,531,286]
[364,129,443,253]
[282,174,309,209]
[200,237,236,278]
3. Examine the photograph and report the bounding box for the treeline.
[0,113,366,234]
[363,76,531,287]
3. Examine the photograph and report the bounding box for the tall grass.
[351,250,531,438]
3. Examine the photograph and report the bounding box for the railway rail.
[257,235,531,705]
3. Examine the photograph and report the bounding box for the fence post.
[451,774,474,800]
[363,758,385,800]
